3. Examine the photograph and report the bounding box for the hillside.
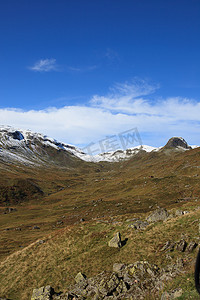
[0,128,200,299]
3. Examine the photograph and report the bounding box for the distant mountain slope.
[0,126,198,165]
[0,126,86,167]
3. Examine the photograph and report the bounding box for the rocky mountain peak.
[164,137,192,150]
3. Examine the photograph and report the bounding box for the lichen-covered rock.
[97,273,120,296]
[147,208,169,223]
[108,232,122,248]
[74,272,88,291]
[31,285,54,300]
[75,272,87,284]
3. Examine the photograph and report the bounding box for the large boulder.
[147,208,169,223]
[108,232,122,248]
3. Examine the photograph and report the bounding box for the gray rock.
[75,272,87,284]
[31,285,54,300]
[171,288,183,298]
[56,221,63,225]
[98,273,119,296]
[4,207,17,214]
[33,225,40,230]
[37,240,45,245]
[126,218,139,222]
[147,208,169,223]
[129,220,149,230]
[161,241,176,252]
[175,210,184,216]
[116,279,128,295]
[108,232,122,248]
[15,227,21,231]
[176,239,187,252]
[113,263,126,273]
[187,241,198,252]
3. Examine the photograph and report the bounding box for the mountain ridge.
[0,126,198,165]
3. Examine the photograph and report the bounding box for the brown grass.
[0,147,200,298]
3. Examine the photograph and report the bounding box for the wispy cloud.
[29,58,58,72]
[68,65,98,73]
[90,78,160,113]
[0,79,200,147]
[104,48,120,62]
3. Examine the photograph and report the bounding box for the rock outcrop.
[161,239,198,253]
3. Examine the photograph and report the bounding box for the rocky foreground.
[30,208,198,300]
[31,259,184,300]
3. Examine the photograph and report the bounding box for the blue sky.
[0,0,200,148]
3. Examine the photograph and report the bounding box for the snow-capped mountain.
[0,126,85,166]
[0,126,198,166]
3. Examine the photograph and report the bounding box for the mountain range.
[0,126,198,165]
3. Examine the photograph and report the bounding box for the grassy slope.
[0,147,200,299]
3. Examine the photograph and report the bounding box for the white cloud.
[0,80,200,147]
[29,58,57,72]
[90,78,160,114]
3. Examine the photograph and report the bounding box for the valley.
[0,127,200,299]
